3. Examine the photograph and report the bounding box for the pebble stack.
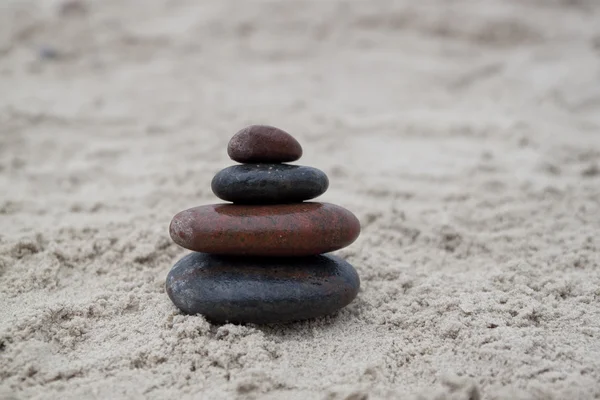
[166,125,361,324]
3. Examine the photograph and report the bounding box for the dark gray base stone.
[165,252,360,324]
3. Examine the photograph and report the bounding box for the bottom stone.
[165,252,360,324]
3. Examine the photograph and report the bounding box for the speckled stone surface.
[165,252,360,324]
[169,202,360,256]
[211,164,329,204]
[227,125,302,163]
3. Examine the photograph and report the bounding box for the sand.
[1,0,600,398]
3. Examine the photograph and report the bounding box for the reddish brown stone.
[227,125,303,163]
[169,202,360,256]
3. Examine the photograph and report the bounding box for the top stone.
[227,125,303,163]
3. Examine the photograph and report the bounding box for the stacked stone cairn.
[166,125,361,324]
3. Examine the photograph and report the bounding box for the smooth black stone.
[165,253,360,324]
[211,164,329,204]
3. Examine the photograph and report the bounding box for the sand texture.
[1,0,600,399]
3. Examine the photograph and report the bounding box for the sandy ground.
[1,0,600,398]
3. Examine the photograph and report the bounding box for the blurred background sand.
[1,0,600,398]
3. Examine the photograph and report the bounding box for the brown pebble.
[227,125,303,163]
[169,202,360,256]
